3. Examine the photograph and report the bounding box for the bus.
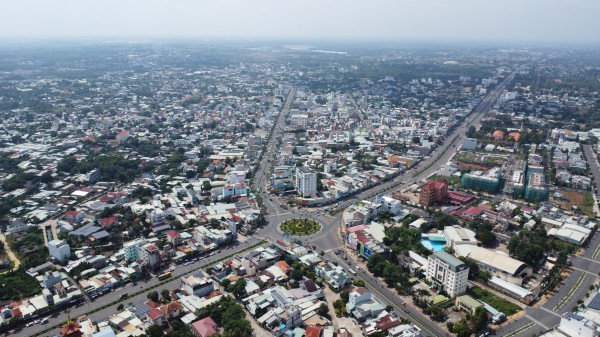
[157,271,172,281]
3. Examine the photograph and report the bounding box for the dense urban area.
[0,42,600,337]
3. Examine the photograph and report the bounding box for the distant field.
[556,190,595,217]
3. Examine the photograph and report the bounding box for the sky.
[1,0,599,44]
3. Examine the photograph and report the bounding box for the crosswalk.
[525,315,549,330]
[538,306,561,317]
[571,266,598,276]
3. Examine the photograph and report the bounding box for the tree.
[223,318,253,337]
[227,279,247,298]
[147,290,159,302]
[161,289,171,302]
[290,269,304,281]
[317,303,330,318]
[470,306,489,332]
[146,324,164,337]
[117,303,124,311]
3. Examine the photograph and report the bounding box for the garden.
[280,218,321,236]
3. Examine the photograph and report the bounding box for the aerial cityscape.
[0,2,600,337]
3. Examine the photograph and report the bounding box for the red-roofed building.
[116,130,130,143]
[147,308,165,325]
[461,207,483,220]
[419,179,449,206]
[98,216,119,228]
[60,321,83,337]
[191,317,218,337]
[448,191,476,205]
[64,211,83,223]
[305,325,322,337]
[492,130,505,140]
[166,230,182,246]
[508,132,521,142]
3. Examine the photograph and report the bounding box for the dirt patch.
[555,190,595,217]
[457,161,496,171]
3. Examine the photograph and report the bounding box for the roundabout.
[279,218,322,236]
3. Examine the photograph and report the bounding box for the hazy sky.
[1,0,599,44]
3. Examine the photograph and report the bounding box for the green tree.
[227,279,247,298]
[317,303,329,318]
[147,290,159,302]
[161,289,171,302]
[146,324,164,337]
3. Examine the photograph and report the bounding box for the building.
[140,244,161,270]
[539,313,598,337]
[462,138,478,151]
[426,251,469,298]
[503,160,526,199]
[270,166,294,192]
[461,167,502,193]
[378,196,403,215]
[295,166,317,198]
[181,274,214,298]
[525,166,547,202]
[123,238,146,262]
[48,239,71,263]
[191,317,218,337]
[419,179,448,206]
[443,226,477,248]
[454,245,527,282]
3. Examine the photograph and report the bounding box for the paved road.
[10,238,265,337]
[322,67,522,213]
[13,68,527,337]
[496,144,600,336]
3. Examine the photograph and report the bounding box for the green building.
[461,167,502,193]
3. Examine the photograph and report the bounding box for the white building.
[379,196,402,215]
[139,243,161,270]
[48,239,71,263]
[122,238,146,262]
[181,274,214,297]
[295,167,317,198]
[426,251,469,298]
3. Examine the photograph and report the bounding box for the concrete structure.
[443,226,477,248]
[525,166,547,201]
[140,243,161,270]
[426,251,469,297]
[181,274,214,298]
[454,245,527,281]
[295,166,317,198]
[419,179,448,206]
[461,167,502,193]
[48,239,71,263]
[123,238,146,262]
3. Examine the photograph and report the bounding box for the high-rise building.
[426,251,469,298]
[295,167,317,198]
[419,179,449,206]
[48,239,71,263]
[461,167,502,193]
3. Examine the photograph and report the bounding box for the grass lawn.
[469,286,521,316]
[280,219,321,236]
[557,190,595,217]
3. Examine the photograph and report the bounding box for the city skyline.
[1,0,599,44]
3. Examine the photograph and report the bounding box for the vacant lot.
[469,286,521,316]
[556,189,595,217]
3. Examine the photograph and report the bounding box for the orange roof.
[275,260,290,272]
[493,130,505,138]
[305,325,322,337]
[508,132,521,141]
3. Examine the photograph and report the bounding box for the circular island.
[279,218,321,236]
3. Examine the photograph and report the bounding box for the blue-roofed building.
[93,328,117,337]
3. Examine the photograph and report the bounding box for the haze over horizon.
[1,0,599,45]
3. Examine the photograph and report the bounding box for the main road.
[497,144,600,337]
[17,67,531,337]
